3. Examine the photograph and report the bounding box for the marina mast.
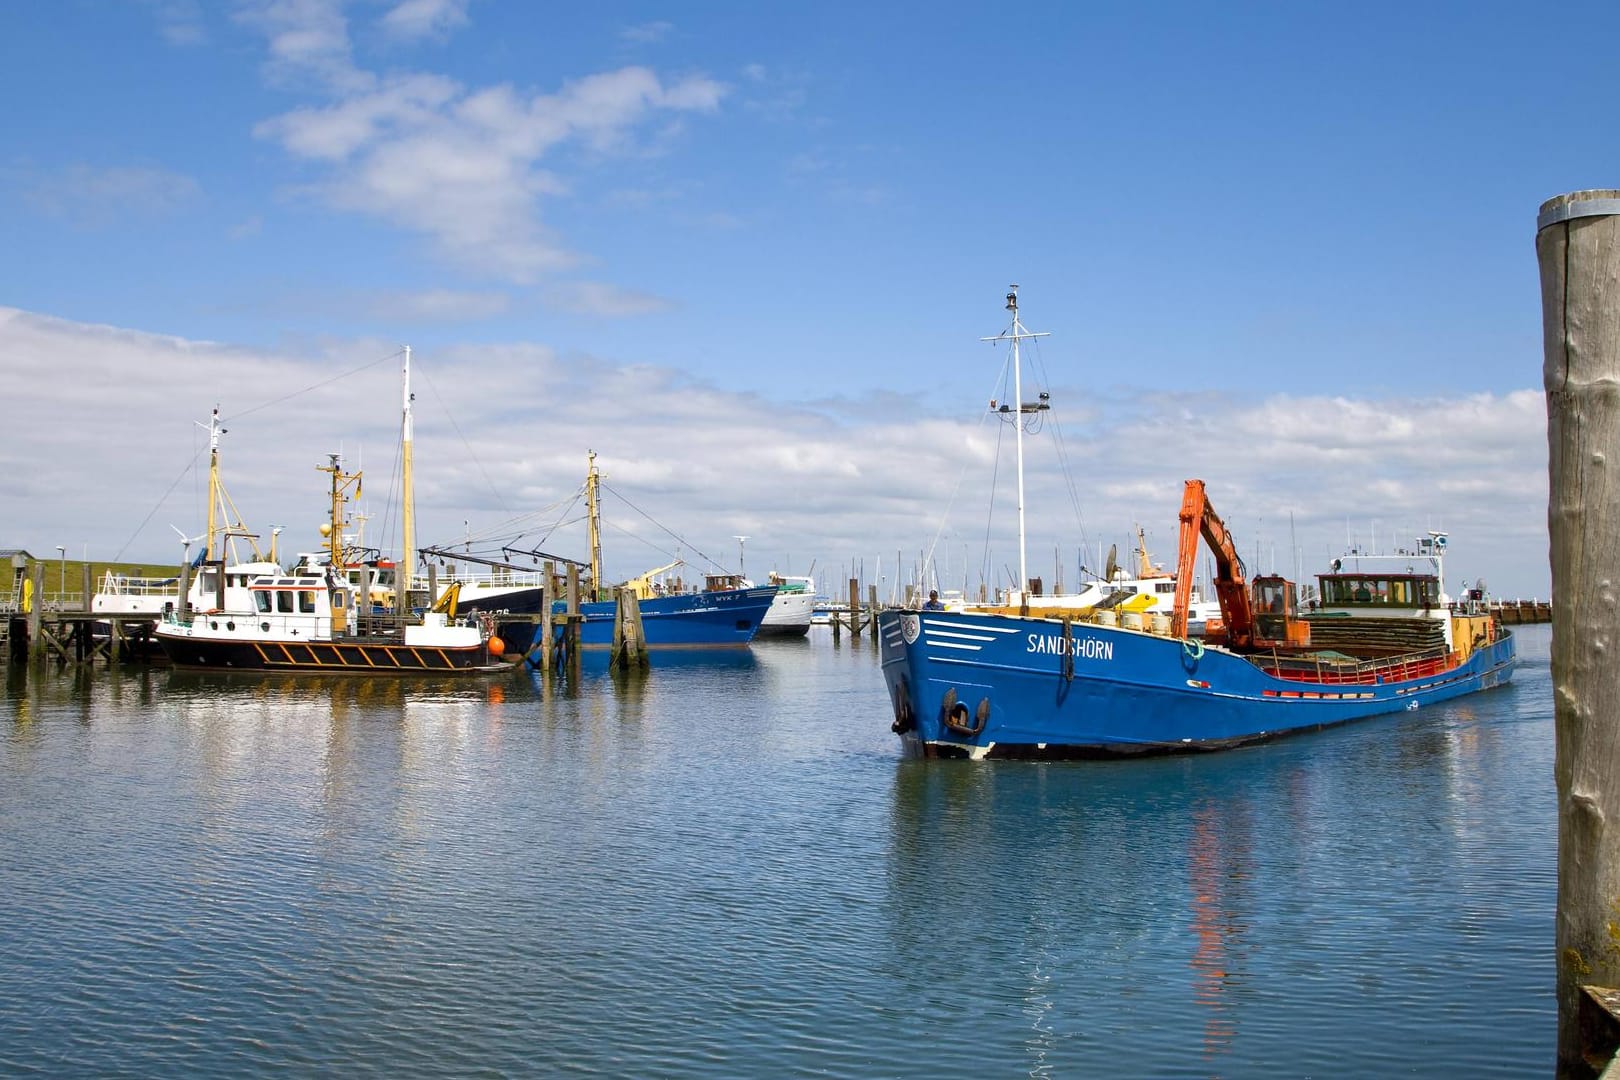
[401,345,415,606]
[982,285,1050,597]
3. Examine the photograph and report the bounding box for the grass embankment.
[12,558,189,602]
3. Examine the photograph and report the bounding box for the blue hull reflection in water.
[0,628,1554,1076]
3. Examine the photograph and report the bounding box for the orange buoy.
[488,635,506,656]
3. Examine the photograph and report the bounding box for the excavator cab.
[1252,575,1310,648]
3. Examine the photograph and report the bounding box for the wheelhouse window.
[1319,574,1439,608]
[277,590,294,613]
[299,590,316,613]
[255,590,272,613]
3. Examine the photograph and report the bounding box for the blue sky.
[1,1,1607,600]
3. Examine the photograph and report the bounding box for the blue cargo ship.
[878,289,1515,757]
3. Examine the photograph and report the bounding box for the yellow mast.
[318,453,362,568]
[205,407,222,562]
[401,345,415,607]
[586,450,602,601]
[193,406,265,566]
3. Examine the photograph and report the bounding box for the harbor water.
[1,625,1554,1077]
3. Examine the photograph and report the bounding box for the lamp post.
[55,545,65,598]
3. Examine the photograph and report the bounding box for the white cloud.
[0,308,1554,600]
[227,215,264,239]
[142,0,207,45]
[21,165,200,226]
[363,288,511,321]
[621,21,673,45]
[540,282,673,317]
[255,66,725,281]
[378,0,469,41]
[237,0,372,94]
[254,73,459,161]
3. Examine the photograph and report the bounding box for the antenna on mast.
[981,285,1051,598]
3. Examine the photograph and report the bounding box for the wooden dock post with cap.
[1539,188,1620,1078]
[611,587,647,670]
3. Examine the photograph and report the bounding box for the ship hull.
[155,626,497,673]
[496,586,777,652]
[878,610,1517,759]
[755,588,815,638]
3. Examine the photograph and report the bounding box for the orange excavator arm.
[1171,479,1256,646]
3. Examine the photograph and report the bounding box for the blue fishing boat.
[487,453,776,653]
[878,289,1516,758]
[571,576,778,649]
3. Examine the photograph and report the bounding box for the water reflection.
[1187,800,1251,1062]
[0,627,1555,1077]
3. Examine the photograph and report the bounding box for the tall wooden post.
[27,564,44,662]
[612,587,647,670]
[537,566,557,676]
[564,564,581,667]
[1540,188,1620,1078]
[177,560,192,617]
[868,585,880,649]
[848,578,861,638]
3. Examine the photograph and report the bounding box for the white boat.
[92,408,282,625]
[154,348,500,674]
[755,573,815,637]
[954,526,1223,631]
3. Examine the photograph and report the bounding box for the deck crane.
[1171,479,1310,649]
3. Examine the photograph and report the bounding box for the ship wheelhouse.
[1316,572,1442,611]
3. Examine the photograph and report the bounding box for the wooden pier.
[4,610,163,666]
[1490,599,1552,624]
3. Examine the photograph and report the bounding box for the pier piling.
[611,588,647,670]
[1539,188,1620,1078]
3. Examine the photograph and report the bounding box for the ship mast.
[318,453,362,568]
[586,450,602,601]
[982,285,1050,597]
[205,407,223,563]
[401,345,415,607]
[195,407,265,565]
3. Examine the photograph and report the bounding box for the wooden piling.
[612,588,648,670]
[1539,188,1620,1078]
[177,559,192,617]
[564,565,581,668]
[848,578,861,638]
[27,564,43,662]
